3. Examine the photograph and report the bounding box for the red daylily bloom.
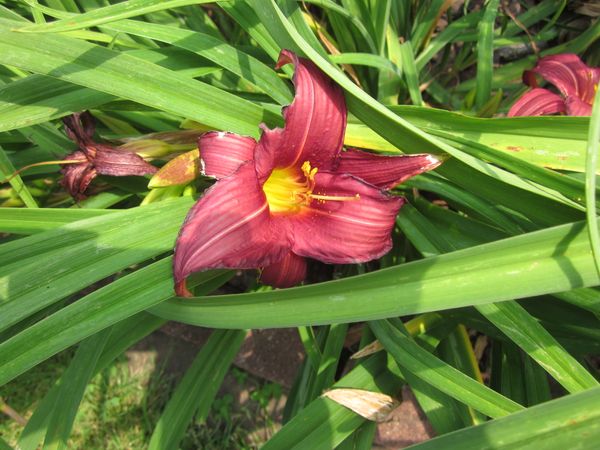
[173,50,441,297]
[61,112,157,199]
[508,54,600,117]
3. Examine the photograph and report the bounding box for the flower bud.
[148,149,200,188]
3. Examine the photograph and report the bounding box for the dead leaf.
[323,388,400,422]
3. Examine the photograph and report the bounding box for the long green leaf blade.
[41,329,111,450]
[0,18,267,136]
[370,319,522,418]
[17,0,213,33]
[476,302,598,393]
[148,329,245,450]
[151,218,600,328]
[407,385,600,449]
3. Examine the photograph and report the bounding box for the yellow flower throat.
[262,161,359,214]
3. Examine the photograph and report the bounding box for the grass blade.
[148,329,245,450]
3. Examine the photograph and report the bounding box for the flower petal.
[533,54,592,99]
[93,145,158,176]
[199,131,257,179]
[507,88,566,117]
[173,163,290,297]
[565,95,593,116]
[63,111,95,145]
[260,251,307,288]
[336,149,442,189]
[284,172,404,264]
[255,50,346,179]
[60,152,96,200]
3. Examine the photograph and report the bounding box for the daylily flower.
[508,53,600,117]
[61,112,157,199]
[173,50,441,297]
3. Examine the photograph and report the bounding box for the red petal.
[199,131,257,179]
[255,50,346,180]
[60,153,96,200]
[565,96,593,116]
[260,251,307,288]
[94,145,157,176]
[173,163,290,297]
[533,54,592,99]
[522,70,538,88]
[63,111,95,145]
[282,172,404,264]
[508,88,566,117]
[336,149,442,189]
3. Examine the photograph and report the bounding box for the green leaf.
[475,0,499,108]
[0,198,193,332]
[437,325,487,425]
[585,76,600,275]
[398,41,422,106]
[148,329,245,450]
[416,11,481,71]
[329,53,401,77]
[42,328,111,450]
[263,354,402,450]
[370,319,523,418]
[348,107,592,174]
[0,437,13,450]
[0,144,38,207]
[476,302,598,393]
[17,0,214,33]
[151,218,600,328]
[0,259,230,387]
[399,199,597,395]
[104,20,292,105]
[0,207,114,234]
[408,385,600,449]
[18,313,165,450]
[0,18,268,137]
[306,323,348,401]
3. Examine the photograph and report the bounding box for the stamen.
[309,193,361,202]
[262,160,361,214]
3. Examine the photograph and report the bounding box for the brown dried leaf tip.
[61,111,157,200]
[323,388,400,422]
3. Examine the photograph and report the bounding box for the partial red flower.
[61,112,157,199]
[508,54,600,117]
[173,50,441,296]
